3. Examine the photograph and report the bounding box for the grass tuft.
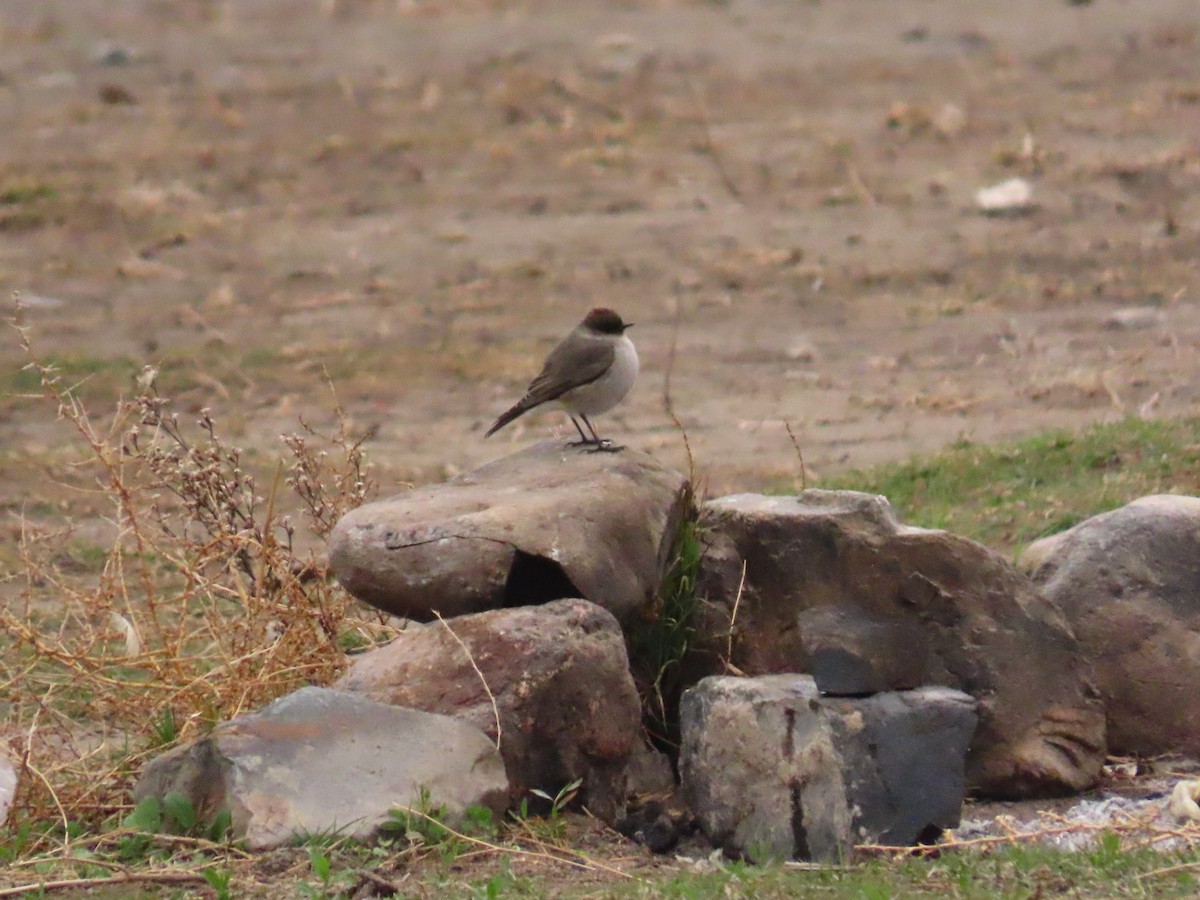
[629,489,704,751]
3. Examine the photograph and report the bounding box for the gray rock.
[1020,495,1200,756]
[626,740,677,798]
[329,441,689,623]
[335,599,641,823]
[680,675,851,863]
[1102,307,1165,331]
[0,753,16,826]
[134,687,506,850]
[694,490,1106,799]
[797,605,929,695]
[679,675,976,862]
[828,687,977,846]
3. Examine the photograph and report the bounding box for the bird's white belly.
[559,335,638,416]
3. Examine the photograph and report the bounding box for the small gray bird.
[485,308,638,450]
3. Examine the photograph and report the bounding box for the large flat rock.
[329,441,690,622]
[133,687,507,849]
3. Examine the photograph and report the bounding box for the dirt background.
[3,0,1200,501]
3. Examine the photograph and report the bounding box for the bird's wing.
[484,331,615,438]
[521,334,615,406]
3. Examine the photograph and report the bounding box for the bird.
[485,307,638,451]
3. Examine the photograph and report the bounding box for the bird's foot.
[565,438,600,449]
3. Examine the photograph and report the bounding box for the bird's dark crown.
[583,307,631,335]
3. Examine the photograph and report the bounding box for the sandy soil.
[2,0,1199,498]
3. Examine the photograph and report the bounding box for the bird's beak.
[625,323,635,330]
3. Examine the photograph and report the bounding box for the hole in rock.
[916,823,944,845]
[502,550,582,606]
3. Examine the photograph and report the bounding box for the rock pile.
[133,442,1200,860]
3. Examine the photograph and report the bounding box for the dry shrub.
[1,315,389,844]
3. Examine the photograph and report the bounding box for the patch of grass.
[0,179,57,204]
[628,491,703,748]
[818,416,1200,554]
[594,842,1200,898]
[8,352,139,397]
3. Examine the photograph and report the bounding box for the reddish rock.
[336,599,642,823]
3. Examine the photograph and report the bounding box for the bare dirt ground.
[3,0,1199,505]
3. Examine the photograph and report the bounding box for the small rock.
[798,605,930,695]
[1170,780,1200,824]
[117,255,185,280]
[92,42,135,66]
[679,675,977,862]
[626,740,676,798]
[784,336,819,363]
[1102,307,1165,330]
[0,754,17,825]
[329,441,690,623]
[615,800,693,853]
[134,687,507,850]
[1021,495,1200,756]
[933,103,967,139]
[336,599,642,824]
[98,83,137,105]
[975,177,1035,215]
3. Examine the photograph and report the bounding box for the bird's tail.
[484,399,532,438]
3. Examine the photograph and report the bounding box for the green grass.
[589,841,1200,898]
[0,180,57,204]
[628,494,703,748]
[8,352,139,395]
[818,416,1200,554]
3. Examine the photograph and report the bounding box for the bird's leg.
[565,416,597,448]
[580,414,624,453]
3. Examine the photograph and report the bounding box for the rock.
[0,753,16,826]
[785,335,819,363]
[626,740,677,798]
[797,605,930,695]
[1102,306,1166,331]
[133,687,507,850]
[116,255,184,280]
[1020,495,1200,756]
[615,800,694,853]
[1170,780,1200,824]
[92,41,135,66]
[329,441,690,623]
[695,490,1106,798]
[335,599,641,823]
[933,102,967,139]
[679,675,977,862]
[975,177,1035,215]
